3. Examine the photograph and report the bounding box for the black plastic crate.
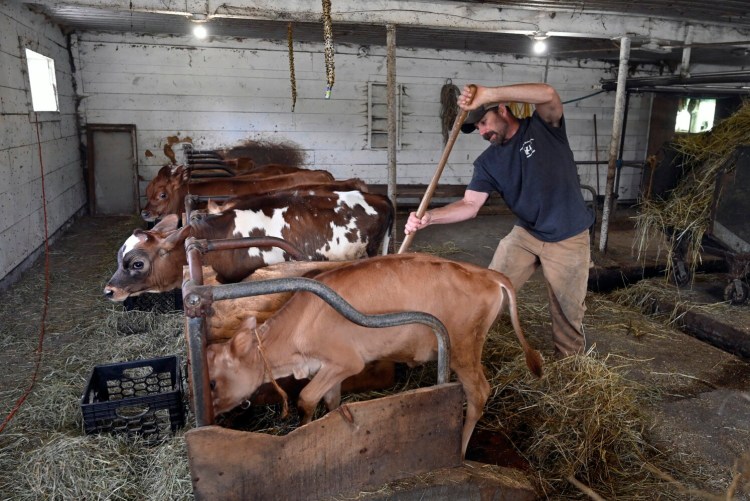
[81,355,185,442]
[123,289,183,313]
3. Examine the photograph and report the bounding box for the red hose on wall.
[0,115,51,433]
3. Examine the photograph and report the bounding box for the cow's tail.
[499,278,543,377]
[384,196,396,255]
[380,226,392,255]
[371,195,395,256]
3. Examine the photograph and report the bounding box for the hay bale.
[634,100,750,282]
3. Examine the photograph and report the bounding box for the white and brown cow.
[140,164,335,222]
[104,187,394,300]
[206,253,544,458]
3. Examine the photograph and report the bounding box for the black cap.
[461,103,501,133]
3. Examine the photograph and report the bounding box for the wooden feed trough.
[179,236,470,500]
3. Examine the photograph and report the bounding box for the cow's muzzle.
[140,209,156,222]
[103,286,125,302]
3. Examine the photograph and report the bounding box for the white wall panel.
[75,31,656,211]
[1,5,746,287]
[0,3,86,286]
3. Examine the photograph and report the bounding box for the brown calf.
[141,165,334,221]
[196,262,350,342]
[197,262,395,408]
[206,253,543,457]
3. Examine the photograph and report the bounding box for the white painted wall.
[5,11,737,287]
[71,32,656,209]
[0,3,86,288]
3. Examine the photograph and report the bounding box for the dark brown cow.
[206,253,544,458]
[105,187,394,300]
[141,165,334,221]
[199,178,369,215]
[186,159,302,179]
[218,139,305,168]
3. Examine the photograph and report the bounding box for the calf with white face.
[104,188,393,300]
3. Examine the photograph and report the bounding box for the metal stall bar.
[182,275,451,428]
[184,143,237,178]
[184,194,230,221]
[182,230,310,426]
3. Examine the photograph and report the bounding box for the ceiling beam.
[31,0,750,45]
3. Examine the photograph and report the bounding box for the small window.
[368,82,402,150]
[25,48,59,112]
[675,98,715,133]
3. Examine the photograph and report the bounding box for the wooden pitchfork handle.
[398,84,477,254]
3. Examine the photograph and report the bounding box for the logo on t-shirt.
[520,139,536,159]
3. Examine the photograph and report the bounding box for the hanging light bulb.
[193,24,208,39]
[192,13,208,39]
[530,32,549,55]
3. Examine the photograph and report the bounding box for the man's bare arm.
[404,190,489,234]
[459,83,563,127]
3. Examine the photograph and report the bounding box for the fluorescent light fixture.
[193,24,208,39]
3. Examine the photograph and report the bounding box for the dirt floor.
[0,207,748,499]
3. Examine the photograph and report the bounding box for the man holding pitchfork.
[404,83,594,358]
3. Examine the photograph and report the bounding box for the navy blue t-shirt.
[467,112,594,242]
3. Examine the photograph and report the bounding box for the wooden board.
[186,383,464,501]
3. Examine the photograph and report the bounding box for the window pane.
[25,49,59,112]
[675,98,715,133]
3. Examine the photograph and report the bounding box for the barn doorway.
[86,124,139,215]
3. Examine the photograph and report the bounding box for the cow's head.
[141,165,190,221]
[207,317,266,415]
[103,214,191,301]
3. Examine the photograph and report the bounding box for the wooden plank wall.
[0,12,740,288]
[72,32,654,209]
[0,3,86,287]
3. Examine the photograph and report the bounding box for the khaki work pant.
[489,226,590,356]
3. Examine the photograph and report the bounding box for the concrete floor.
[394,207,750,496]
[395,205,672,286]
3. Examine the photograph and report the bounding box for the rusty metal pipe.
[200,236,307,260]
[185,237,206,287]
[184,194,232,221]
[186,316,213,426]
[188,160,229,167]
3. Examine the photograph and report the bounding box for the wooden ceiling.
[25,0,750,69]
